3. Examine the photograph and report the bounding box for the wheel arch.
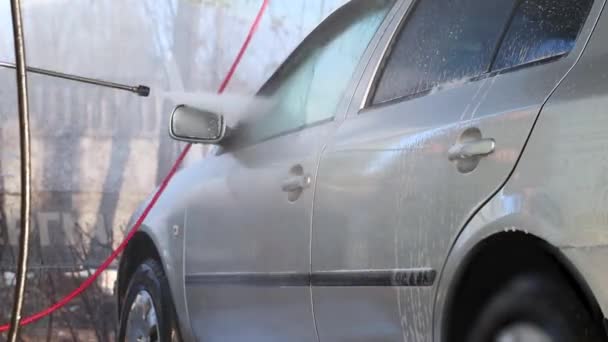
[117,230,164,318]
[441,231,606,341]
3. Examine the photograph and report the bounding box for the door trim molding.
[185,268,436,287]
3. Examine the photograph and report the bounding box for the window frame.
[363,0,595,110]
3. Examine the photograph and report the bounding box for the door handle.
[281,174,312,193]
[448,138,495,161]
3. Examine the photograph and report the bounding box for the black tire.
[118,259,181,342]
[467,274,605,342]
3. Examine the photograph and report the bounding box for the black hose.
[7,0,32,340]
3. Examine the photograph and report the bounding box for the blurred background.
[0,0,346,340]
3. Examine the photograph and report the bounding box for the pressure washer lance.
[0,61,150,97]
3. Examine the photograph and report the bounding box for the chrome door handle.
[281,174,312,192]
[448,138,495,161]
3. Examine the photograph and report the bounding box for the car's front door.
[181,1,396,340]
[311,0,601,340]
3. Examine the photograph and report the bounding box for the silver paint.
[120,0,608,341]
[434,0,608,340]
[311,0,601,338]
[178,110,344,340]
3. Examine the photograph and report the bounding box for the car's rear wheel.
[118,259,181,342]
[466,274,605,342]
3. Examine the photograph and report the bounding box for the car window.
[233,0,394,145]
[492,0,595,71]
[372,0,518,105]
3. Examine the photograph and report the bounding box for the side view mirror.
[169,104,226,144]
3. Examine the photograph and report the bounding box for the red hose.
[0,0,269,332]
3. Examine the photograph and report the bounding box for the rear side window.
[492,0,595,71]
[372,0,518,104]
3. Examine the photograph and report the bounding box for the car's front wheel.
[467,274,605,342]
[118,259,181,342]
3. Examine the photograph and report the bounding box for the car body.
[118,0,608,340]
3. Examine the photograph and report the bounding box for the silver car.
[116,0,608,340]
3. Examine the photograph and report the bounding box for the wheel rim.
[125,290,160,342]
[495,322,552,342]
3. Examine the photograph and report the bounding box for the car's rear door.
[180,1,396,341]
[311,0,602,340]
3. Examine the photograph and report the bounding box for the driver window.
[237,0,394,144]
